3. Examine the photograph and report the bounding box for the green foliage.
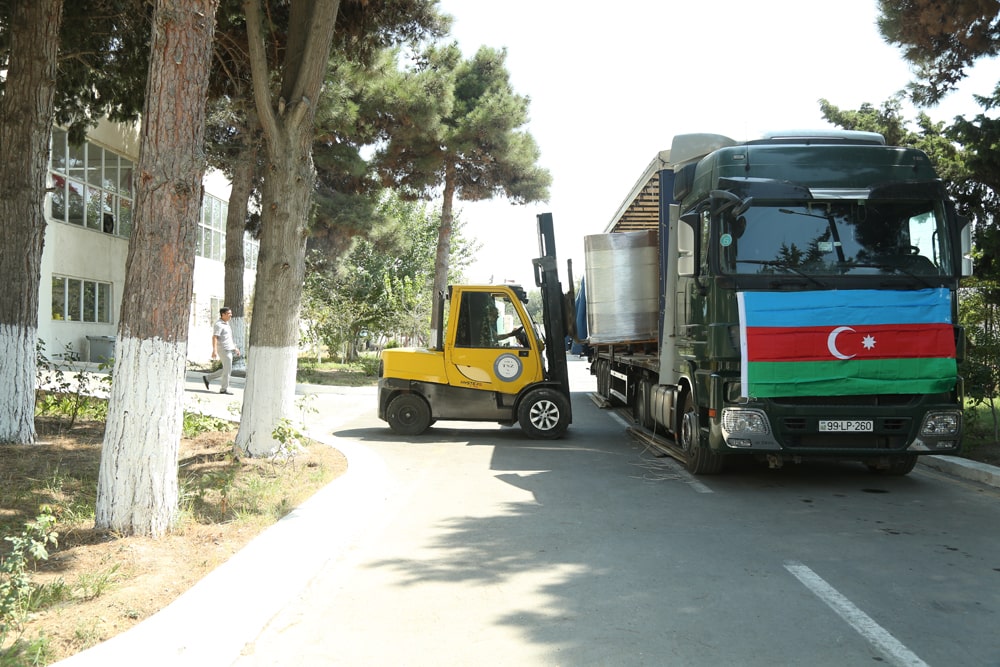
[958,281,1000,441]
[944,110,1000,279]
[228,476,290,523]
[0,634,52,667]
[302,191,476,358]
[0,510,58,652]
[876,0,1000,106]
[869,3,1000,296]
[0,0,155,143]
[182,410,235,439]
[373,43,549,323]
[74,565,120,601]
[181,467,239,522]
[270,419,305,459]
[376,43,552,203]
[357,355,381,377]
[34,341,112,429]
[295,360,379,386]
[963,399,1000,458]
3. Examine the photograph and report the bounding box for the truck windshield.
[720,198,952,277]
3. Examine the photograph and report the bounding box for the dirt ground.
[0,423,347,664]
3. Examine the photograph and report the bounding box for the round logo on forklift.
[494,353,523,382]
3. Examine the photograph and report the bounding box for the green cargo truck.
[581,131,971,474]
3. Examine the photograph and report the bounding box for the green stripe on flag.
[746,357,958,397]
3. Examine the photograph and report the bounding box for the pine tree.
[376,44,551,340]
[96,0,218,536]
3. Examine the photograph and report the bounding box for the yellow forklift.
[377,213,572,438]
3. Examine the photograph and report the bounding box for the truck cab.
[378,214,572,439]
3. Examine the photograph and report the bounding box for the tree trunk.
[225,130,258,371]
[236,0,339,457]
[96,0,218,537]
[429,161,456,343]
[0,0,63,445]
[991,395,998,444]
[235,140,310,456]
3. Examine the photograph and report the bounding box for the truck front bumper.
[717,403,962,456]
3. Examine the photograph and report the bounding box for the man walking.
[203,307,241,394]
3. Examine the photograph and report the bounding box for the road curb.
[920,455,1000,488]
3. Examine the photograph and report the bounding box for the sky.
[434,0,1000,289]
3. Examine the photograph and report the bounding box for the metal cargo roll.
[584,230,659,344]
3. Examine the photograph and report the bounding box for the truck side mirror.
[678,215,697,277]
[960,216,974,277]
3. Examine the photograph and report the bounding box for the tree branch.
[242,0,279,144]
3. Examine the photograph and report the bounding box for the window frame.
[51,275,113,324]
[49,129,134,238]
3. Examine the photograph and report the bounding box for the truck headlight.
[722,408,770,435]
[920,411,961,436]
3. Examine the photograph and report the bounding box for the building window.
[198,193,227,262]
[52,276,112,323]
[244,234,259,271]
[50,129,134,238]
[197,192,259,271]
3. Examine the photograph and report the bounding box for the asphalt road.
[229,358,1000,667]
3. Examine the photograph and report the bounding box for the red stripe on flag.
[746,323,955,362]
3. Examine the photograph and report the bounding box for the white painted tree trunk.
[235,345,298,457]
[96,336,185,537]
[240,0,338,458]
[0,0,62,445]
[95,0,217,537]
[0,324,37,443]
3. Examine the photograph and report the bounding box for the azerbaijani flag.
[737,289,957,398]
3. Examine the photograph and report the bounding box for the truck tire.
[386,393,432,436]
[679,390,723,475]
[867,454,918,476]
[518,388,570,439]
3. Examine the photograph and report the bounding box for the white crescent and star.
[827,326,856,359]
[826,326,877,360]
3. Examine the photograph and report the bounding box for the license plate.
[819,420,874,432]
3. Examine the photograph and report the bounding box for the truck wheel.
[679,390,723,475]
[386,393,431,436]
[866,454,918,476]
[518,388,570,439]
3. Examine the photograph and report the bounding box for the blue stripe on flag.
[739,288,951,328]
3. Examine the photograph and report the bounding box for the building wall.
[37,120,253,364]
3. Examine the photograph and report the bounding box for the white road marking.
[784,561,928,667]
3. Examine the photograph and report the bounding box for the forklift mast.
[533,212,571,400]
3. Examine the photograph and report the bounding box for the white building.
[38,119,256,364]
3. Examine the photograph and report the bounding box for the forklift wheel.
[386,393,432,436]
[518,388,570,439]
